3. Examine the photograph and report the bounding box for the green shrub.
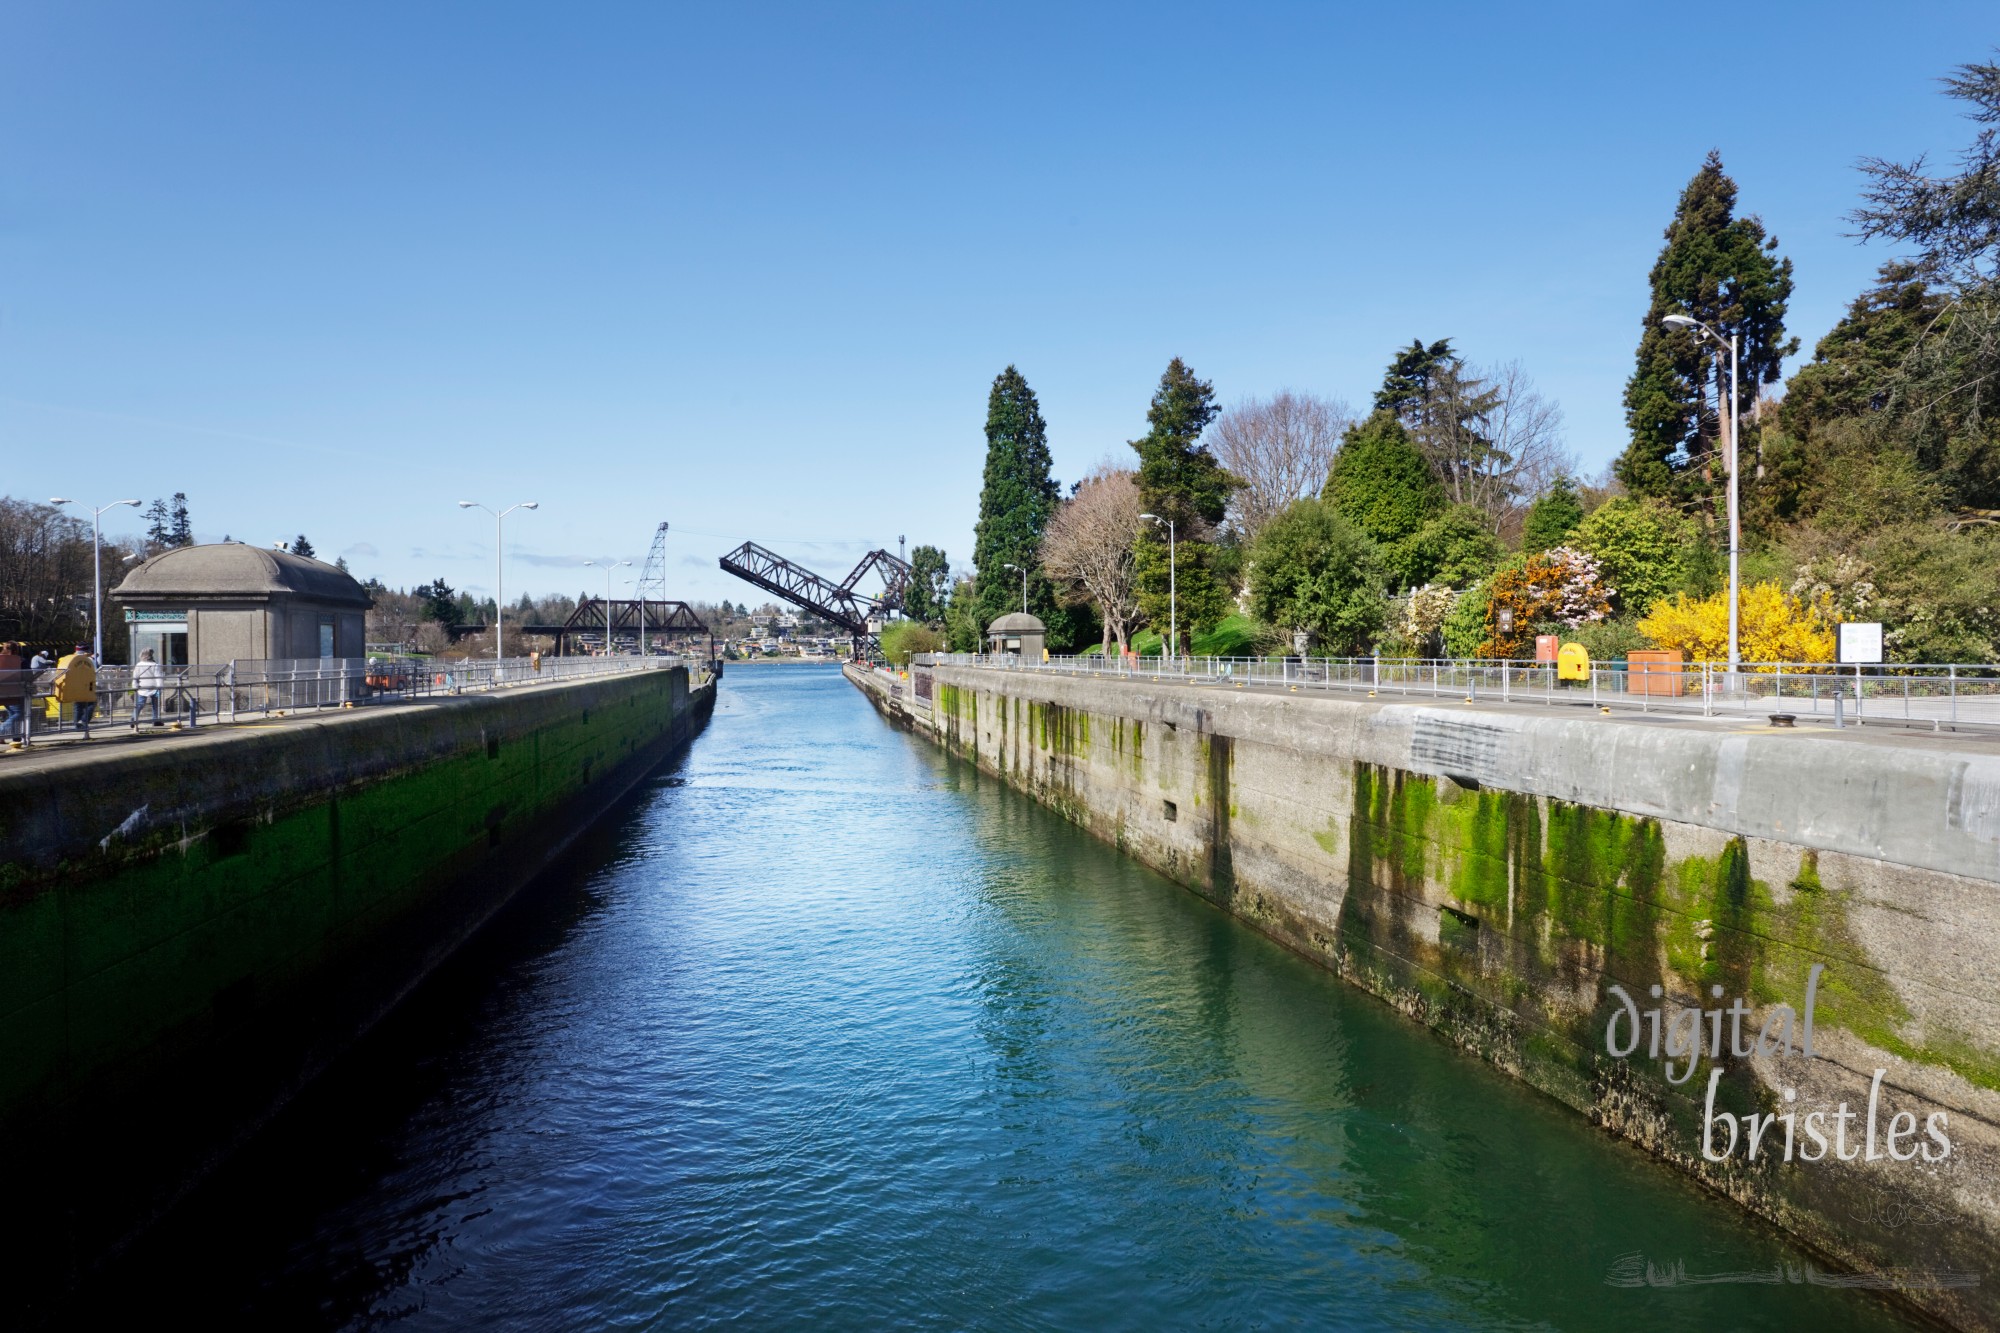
[880,620,942,666]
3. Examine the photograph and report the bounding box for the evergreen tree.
[168,493,193,547]
[1386,504,1503,591]
[291,533,316,559]
[1374,338,1455,420]
[420,578,462,626]
[1520,475,1585,553]
[142,498,172,548]
[1324,411,1444,546]
[1851,56,2000,289]
[1781,262,1947,441]
[1246,498,1385,655]
[1617,152,1798,507]
[971,367,1074,644]
[1130,357,1239,648]
[902,545,952,623]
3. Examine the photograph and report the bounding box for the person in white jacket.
[130,648,166,728]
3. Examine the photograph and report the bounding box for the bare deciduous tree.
[1208,390,1353,540]
[0,497,117,649]
[1041,464,1144,654]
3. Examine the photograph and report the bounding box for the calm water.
[100,664,1920,1330]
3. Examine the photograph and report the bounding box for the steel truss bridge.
[551,599,712,659]
[717,541,911,642]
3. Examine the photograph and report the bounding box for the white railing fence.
[915,653,2000,732]
[4,652,712,746]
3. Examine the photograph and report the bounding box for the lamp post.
[584,559,631,654]
[50,498,140,662]
[1002,563,1029,615]
[1660,314,1740,679]
[458,501,539,662]
[1139,512,1176,660]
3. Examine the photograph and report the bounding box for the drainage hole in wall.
[209,820,252,859]
[1163,800,1178,822]
[1439,904,1481,951]
[487,736,500,760]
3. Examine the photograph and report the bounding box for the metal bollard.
[1834,687,1845,730]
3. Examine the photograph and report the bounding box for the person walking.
[130,648,165,729]
[0,641,27,742]
[53,643,98,738]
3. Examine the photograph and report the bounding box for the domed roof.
[113,544,373,608]
[987,612,1046,634]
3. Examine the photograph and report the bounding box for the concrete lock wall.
[851,662,2000,1332]
[0,665,713,1299]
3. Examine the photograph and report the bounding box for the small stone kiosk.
[112,543,373,666]
[986,611,1046,661]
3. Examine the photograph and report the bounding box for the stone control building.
[985,612,1046,661]
[112,544,373,665]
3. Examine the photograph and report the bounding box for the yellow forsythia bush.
[1638,582,1835,667]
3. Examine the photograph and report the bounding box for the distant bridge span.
[717,542,910,640]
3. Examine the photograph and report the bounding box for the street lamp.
[458,501,539,662]
[1139,512,1177,660]
[584,559,631,653]
[51,497,141,661]
[1002,562,1029,616]
[1660,313,1740,678]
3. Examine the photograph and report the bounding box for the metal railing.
[917,653,2000,733]
[2,652,713,749]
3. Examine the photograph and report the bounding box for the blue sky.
[2,3,1991,604]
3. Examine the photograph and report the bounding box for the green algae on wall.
[1338,761,1988,1096]
[0,669,710,1130]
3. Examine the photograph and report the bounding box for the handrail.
[911,653,2000,734]
[1,652,718,750]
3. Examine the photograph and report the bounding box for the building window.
[319,616,335,659]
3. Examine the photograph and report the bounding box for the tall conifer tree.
[971,366,1068,640]
[1617,152,1797,507]
[1130,358,1239,648]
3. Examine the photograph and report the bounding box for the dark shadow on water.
[73,751,698,1331]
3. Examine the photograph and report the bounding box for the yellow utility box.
[1557,642,1591,681]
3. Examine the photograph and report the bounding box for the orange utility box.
[1626,650,1685,696]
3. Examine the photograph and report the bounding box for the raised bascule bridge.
[717,541,911,656]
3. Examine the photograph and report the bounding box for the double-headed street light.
[584,559,631,653]
[51,497,140,662]
[458,501,539,661]
[1139,512,1176,660]
[1002,562,1029,616]
[1660,314,1741,679]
